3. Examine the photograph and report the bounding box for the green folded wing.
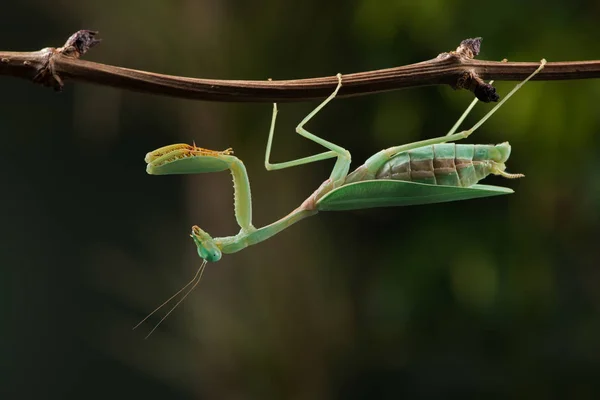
[317,180,514,211]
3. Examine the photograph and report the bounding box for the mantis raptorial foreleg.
[364,59,546,174]
[264,74,351,187]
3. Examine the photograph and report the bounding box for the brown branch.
[1,31,599,103]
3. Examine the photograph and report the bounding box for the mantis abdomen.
[375,143,511,187]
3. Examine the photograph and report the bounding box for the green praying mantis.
[136,59,546,336]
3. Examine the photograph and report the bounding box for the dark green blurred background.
[3,1,600,399]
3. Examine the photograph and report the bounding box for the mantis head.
[191,225,222,262]
[145,143,235,175]
[488,142,524,179]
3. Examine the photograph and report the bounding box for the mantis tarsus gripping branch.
[135,59,547,337]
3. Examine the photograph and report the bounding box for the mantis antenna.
[134,259,207,338]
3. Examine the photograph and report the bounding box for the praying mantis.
[136,59,546,336]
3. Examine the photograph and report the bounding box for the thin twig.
[1,31,599,103]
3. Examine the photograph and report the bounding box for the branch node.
[438,37,483,61]
[474,81,499,103]
[32,30,101,91]
[452,70,499,103]
[59,30,101,58]
[455,37,482,59]
[32,48,62,90]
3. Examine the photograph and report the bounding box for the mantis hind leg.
[445,80,494,137]
[265,74,351,187]
[446,57,509,136]
[364,59,547,173]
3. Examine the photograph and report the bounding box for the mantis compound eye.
[197,246,222,262]
[190,225,222,262]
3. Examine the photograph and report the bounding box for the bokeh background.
[2,1,600,398]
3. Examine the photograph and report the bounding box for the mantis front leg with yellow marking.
[138,59,546,334]
[146,144,255,244]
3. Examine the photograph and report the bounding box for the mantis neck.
[216,207,318,254]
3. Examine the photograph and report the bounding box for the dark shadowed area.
[2,1,600,399]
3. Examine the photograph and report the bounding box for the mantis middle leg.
[264,74,351,187]
[364,59,546,174]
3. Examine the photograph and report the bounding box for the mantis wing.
[316,180,514,211]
